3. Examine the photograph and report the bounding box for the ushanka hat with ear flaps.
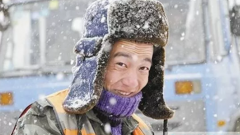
[62,0,174,119]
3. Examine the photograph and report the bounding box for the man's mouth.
[114,90,131,96]
[118,91,131,96]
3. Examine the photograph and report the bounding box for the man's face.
[104,40,153,97]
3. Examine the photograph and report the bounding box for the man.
[12,0,174,134]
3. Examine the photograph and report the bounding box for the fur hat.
[62,0,174,119]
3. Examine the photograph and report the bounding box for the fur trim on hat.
[108,0,169,47]
[62,38,108,114]
[139,47,174,119]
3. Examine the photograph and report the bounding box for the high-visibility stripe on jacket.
[46,89,152,135]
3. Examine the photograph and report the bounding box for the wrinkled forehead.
[109,40,154,57]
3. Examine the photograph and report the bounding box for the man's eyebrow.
[113,52,152,64]
[144,58,152,64]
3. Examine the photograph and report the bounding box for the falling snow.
[104,123,111,133]
[109,97,117,105]
[1,0,240,134]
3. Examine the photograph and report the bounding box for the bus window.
[0,0,89,76]
[161,0,205,65]
[207,0,232,62]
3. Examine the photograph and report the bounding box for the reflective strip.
[81,129,87,135]
[64,129,78,135]
[133,127,144,135]
[63,126,96,135]
[81,129,95,135]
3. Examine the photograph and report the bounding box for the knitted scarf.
[93,89,142,135]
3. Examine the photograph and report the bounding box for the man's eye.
[116,62,127,67]
[140,67,150,71]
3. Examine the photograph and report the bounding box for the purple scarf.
[94,89,142,135]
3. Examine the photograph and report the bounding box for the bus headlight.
[217,120,226,127]
[0,92,13,105]
[175,80,201,95]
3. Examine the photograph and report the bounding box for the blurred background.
[0,0,240,134]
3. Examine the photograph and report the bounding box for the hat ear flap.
[62,38,108,114]
[139,47,174,119]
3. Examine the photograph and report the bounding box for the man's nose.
[121,70,139,88]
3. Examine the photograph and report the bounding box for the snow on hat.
[62,0,174,119]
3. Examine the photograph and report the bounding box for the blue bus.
[153,0,240,133]
[0,0,240,134]
[135,0,240,134]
